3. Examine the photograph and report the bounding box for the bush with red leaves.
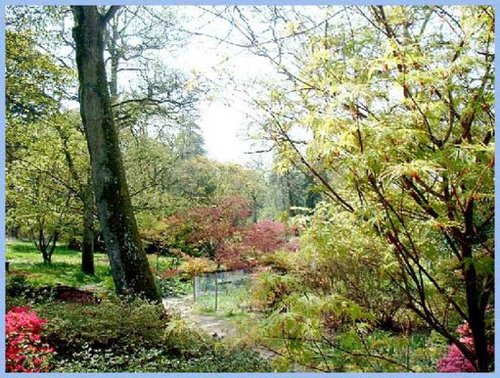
[54,286,100,304]
[6,306,55,372]
[241,220,287,253]
[437,322,494,372]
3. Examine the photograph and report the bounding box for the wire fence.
[194,270,252,311]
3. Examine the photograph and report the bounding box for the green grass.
[6,241,114,290]
[194,286,251,319]
[6,240,175,291]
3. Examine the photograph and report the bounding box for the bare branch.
[101,6,121,26]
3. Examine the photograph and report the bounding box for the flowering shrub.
[6,306,55,372]
[437,322,493,372]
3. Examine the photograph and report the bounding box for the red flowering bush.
[437,322,494,372]
[6,306,55,372]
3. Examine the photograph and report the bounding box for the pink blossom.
[6,307,55,372]
[437,321,493,373]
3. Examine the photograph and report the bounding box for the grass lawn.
[194,286,251,319]
[6,240,175,291]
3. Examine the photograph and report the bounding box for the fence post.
[193,275,196,302]
[214,271,218,312]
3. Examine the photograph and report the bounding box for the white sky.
[175,52,273,166]
[58,8,274,166]
[169,8,280,166]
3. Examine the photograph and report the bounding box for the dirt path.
[162,295,237,338]
[162,295,276,360]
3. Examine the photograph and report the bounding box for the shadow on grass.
[8,241,80,256]
[7,241,114,290]
[11,259,113,289]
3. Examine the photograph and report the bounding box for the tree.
[5,30,81,264]
[54,112,96,275]
[6,19,97,274]
[72,6,159,300]
[241,220,288,253]
[149,196,252,269]
[250,6,493,371]
[186,196,251,264]
[6,115,80,264]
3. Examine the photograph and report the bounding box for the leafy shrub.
[157,274,193,297]
[250,271,301,311]
[260,250,298,274]
[179,255,217,277]
[241,220,287,253]
[297,205,409,330]
[33,296,270,372]
[6,274,32,297]
[53,343,270,372]
[242,294,446,372]
[7,275,100,307]
[6,306,55,372]
[36,297,168,356]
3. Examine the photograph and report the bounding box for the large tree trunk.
[72,6,160,301]
[461,199,491,371]
[81,180,95,275]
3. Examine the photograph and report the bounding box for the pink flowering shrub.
[437,322,493,372]
[6,306,55,372]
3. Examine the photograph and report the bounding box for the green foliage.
[36,298,168,354]
[53,343,270,372]
[5,5,494,372]
[6,30,83,257]
[5,30,71,122]
[156,275,193,297]
[6,274,34,305]
[243,288,447,372]
[297,203,413,329]
[29,297,270,372]
[6,110,90,260]
[251,271,302,312]
[252,5,494,371]
[179,256,218,277]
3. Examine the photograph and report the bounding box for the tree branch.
[101,6,121,26]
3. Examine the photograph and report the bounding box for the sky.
[168,7,283,166]
[52,6,276,166]
[169,5,333,166]
[173,48,267,165]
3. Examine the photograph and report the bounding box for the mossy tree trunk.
[71,6,160,301]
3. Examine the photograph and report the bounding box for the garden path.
[162,295,276,360]
[162,295,237,338]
